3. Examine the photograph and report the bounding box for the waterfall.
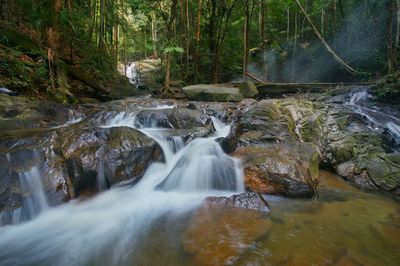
[0,107,244,266]
[125,64,133,80]
[0,166,48,226]
[18,167,49,219]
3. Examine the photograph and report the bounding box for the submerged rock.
[183,202,271,266]
[182,84,244,102]
[204,192,270,213]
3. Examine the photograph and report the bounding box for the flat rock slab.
[204,192,270,213]
[183,84,244,102]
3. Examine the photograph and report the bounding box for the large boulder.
[0,134,71,224]
[182,84,244,102]
[239,81,259,98]
[59,125,162,195]
[234,143,320,198]
[318,101,400,197]
[135,108,211,129]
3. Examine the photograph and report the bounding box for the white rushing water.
[0,108,244,266]
[349,89,400,144]
[0,166,49,226]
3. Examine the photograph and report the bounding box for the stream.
[0,99,399,266]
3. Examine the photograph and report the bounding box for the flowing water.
[349,89,400,145]
[0,109,244,266]
[125,62,141,87]
[0,104,399,265]
[0,166,48,225]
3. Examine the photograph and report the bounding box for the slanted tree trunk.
[294,0,358,74]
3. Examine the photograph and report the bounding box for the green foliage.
[0,0,394,100]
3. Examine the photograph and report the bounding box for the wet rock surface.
[1,84,400,218]
[60,125,163,193]
[234,143,320,198]
[204,192,271,213]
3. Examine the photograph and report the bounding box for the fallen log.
[61,62,109,95]
[257,82,375,96]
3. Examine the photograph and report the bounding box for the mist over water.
[245,0,387,83]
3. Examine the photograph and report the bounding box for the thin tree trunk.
[209,0,217,83]
[292,11,297,82]
[294,0,358,74]
[185,0,190,78]
[243,10,248,80]
[242,0,250,81]
[320,8,324,36]
[194,0,203,83]
[260,0,267,82]
[286,7,290,42]
[164,0,178,91]
[396,0,400,48]
[47,0,63,90]
[164,53,171,89]
[388,0,397,74]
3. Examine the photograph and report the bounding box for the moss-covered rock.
[238,81,259,98]
[182,84,244,102]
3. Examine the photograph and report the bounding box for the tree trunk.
[286,7,290,42]
[242,0,250,81]
[163,0,178,91]
[194,0,203,83]
[209,0,217,83]
[396,0,400,48]
[47,0,63,90]
[260,0,267,82]
[388,0,397,74]
[164,53,171,90]
[291,11,298,82]
[185,0,190,78]
[294,0,358,74]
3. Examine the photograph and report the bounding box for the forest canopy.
[0,0,397,100]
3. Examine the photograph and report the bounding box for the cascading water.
[348,88,400,145]
[125,62,141,87]
[0,106,244,266]
[125,63,134,80]
[0,166,48,226]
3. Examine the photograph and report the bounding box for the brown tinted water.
[130,171,400,266]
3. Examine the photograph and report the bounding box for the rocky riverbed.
[0,85,399,265]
